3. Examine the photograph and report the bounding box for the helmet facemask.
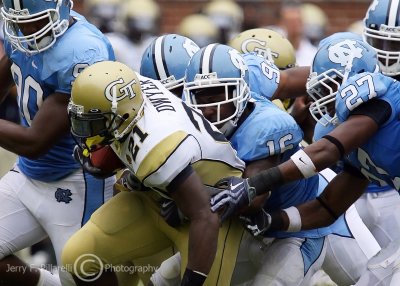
[184,73,250,136]
[307,69,343,126]
[364,25,400,76]
[68,103,127,148]
[1,0,72,54]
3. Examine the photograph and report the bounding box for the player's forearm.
[187,212,219,275]
[273,200,336,232]
[0,56,14,103]
[274,66,309,100]
[268,172,369,232]
[246,140,340,198]
[0,119,58,158]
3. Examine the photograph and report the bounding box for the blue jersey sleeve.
[243,53,280,101]
[42,17,115,94]
[336,72,393,123]
[231,101,303,162]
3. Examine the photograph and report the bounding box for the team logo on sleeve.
[105,78,137,102]
[328,40,363,67]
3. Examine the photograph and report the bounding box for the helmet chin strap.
[27,35,53,51]
[219,120,236,138]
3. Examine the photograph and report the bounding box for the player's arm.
[0,92,70,158]
[0,55,14,102]
[211,99,389,221]
[169,166,219,286]
[242,167,369,234]
[269,167,370,231]
[242,155,281,211]
[271,66,309,100]
[250,98,390,196]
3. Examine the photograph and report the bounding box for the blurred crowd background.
[68,0,369,70]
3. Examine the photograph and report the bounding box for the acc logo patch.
[105,78,137,102]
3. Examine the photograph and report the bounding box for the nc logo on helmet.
[229,49,248,73]
[328,40,363,67]
[368,0,379,12]
[105,78,137,102]
[183,38,200,57]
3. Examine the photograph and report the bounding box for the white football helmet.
[1,0,72,54]
[184,44,250,136]
[364,0,400,76]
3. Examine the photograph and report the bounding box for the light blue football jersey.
[335,72,400,190]
[231,99,351,238]
[4,11,115,181]
[313,113,393,194]
[243,53,280,101]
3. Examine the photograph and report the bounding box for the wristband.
[283,206,302,232]
[290,149,317,178]
[181,268,207,286]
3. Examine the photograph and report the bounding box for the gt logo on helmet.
[105,78,137,102]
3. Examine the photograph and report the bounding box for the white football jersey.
[112,75,245,190]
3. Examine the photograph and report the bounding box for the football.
[90,145,125,173]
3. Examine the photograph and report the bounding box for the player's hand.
[160,199,185,227]
[114,169,144,192]
[210,176,256,222]
[73,145,115,179]
[239,209,271,236]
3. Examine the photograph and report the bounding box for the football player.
[229,27,316,143]
[351,0,400,250]
[212,34,400,285]
[313,28,400,254]
[185,43,379,286]
[140,34,200,98]
[0,0,115,285]
[62,61,248,286]
[364,0,400,81]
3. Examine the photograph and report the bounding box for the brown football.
[90,145,125,173]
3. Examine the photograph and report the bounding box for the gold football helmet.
[229,28,296,70]
[177,14,219,48]
[68,61,144,143]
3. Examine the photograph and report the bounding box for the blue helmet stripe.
[160,35,170,78]
[394,0,400,26]
[151,38,161,80]
[386,0,400,26]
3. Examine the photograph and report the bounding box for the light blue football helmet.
[140,34,200,92]
[318,32,363,49]
[307,35,378,126]
[364,0,400,76]
[1,0,72,54]
[184,43,250,136]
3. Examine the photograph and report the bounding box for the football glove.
[160,199,185,227]
[239,209,272,236]
[210,176,256,222]
[114,169,145,192]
